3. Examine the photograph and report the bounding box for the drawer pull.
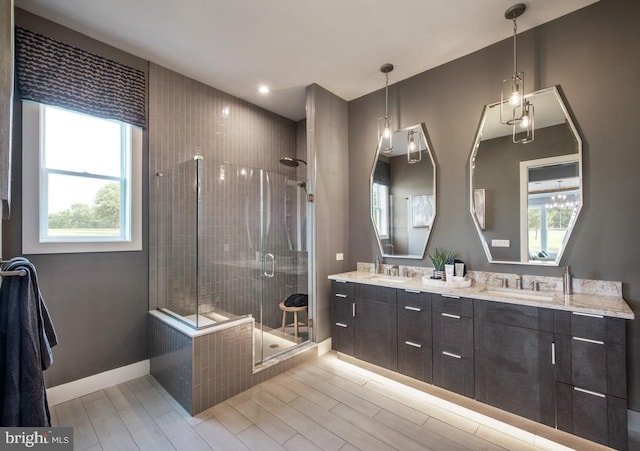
[442,351,462,359]
[405,306,422,312]
[334,280,348,284]
[441,313,460,319]
[335,293,348,298]
[574,387,605,398]
[573,336,604,345]
[405,341,422,348]
[405,289,421,294]
[551,342,556,365]
[335,323,348,328]
[442,294,460,299]
[572,312,604,319]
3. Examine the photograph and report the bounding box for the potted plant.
[428,247,457,280]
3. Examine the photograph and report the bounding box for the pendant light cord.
[384,72,389,119]
[512,18,518,77]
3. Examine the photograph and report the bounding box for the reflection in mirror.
[371,123,436,259]
[470,86,582,265]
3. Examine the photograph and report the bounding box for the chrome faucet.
[515,275,522,290]
[494,276,507,288]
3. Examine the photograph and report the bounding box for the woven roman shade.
[14,27,146,128]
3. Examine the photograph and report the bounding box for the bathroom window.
[21,101,142,254]
[372,182,389,239]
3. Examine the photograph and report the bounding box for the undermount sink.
[480,287,554,302]
[366,275,408,284]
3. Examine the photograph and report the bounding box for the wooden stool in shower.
[279,302,308,339]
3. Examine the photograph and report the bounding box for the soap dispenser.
[562,266,572,295]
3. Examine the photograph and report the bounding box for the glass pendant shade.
[500,72,524,125]
[407,128,421,163]
[378,115,393,154]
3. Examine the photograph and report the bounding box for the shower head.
[279,157,307,167]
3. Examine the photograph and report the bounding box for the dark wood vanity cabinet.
[474,301,556,427]
[553,311,628,450]
[397,289,432,383]
[330,281,355,355]
[330,280,630,449]
[432,294,475,398]
[354,284,397,371]
[330,281,397,371]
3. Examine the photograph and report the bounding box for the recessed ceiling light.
[258,85,270,94]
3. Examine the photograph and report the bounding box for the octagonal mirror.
[371,123,436,259]
[469,86,582,266]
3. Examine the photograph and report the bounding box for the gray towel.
[0,257,58,427]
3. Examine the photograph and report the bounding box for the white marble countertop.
[328,271,634,320]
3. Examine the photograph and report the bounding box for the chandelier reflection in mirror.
[377,63,394,154]
[546,182,578,211]
[500,3,534,144]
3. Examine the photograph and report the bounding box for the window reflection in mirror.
[370,123,436,259]
[470,86,582,266]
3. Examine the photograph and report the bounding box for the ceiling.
[15,0,600,121]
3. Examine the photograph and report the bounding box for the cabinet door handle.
[405,289,421,294]
[405,341,422,348]
[441,313,460,319]
[574,387,605,398]
[335,323,348,328]
[442,294,460,299]
[352,303,356,317]
[551,342,556,365]
[572,312,604,319]
[442,351,462,359]
[573,336,605,345]
[404,306,422,312]
[335,294,347,298]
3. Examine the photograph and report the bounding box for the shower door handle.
[264,253,275,278]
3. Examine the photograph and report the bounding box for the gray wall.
[3,9,149,387]
[348,0,640,410]
[307,84,349,341]
[0,0,14,223]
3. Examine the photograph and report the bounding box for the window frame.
[22,101,142,254]
[372,182,390,239]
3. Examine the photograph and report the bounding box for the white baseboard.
[317,338,332,356]
[46,360,150,406]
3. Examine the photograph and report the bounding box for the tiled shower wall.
[149,63,307,329]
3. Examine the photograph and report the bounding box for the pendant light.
[407,128,422,164]
[500,3,534,143]
[378,63,394,154]
[514,97,534,143]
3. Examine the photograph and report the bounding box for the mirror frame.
[469,86,583,266]
[370,123,437,259]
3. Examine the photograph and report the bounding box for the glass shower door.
[256,169,310,364]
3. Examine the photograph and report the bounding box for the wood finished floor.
[51,353,614,451]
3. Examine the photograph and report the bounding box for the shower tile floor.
[49,353,613,451]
